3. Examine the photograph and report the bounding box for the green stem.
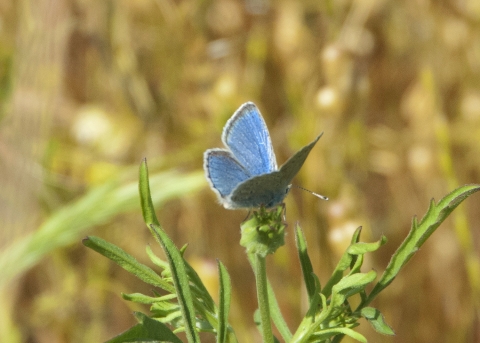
[254,254,274,343]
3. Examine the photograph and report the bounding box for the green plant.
[83,159,480,342]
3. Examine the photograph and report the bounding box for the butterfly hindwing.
[222,102,277,176]
[229,171,287,209]
[204,149,251,200]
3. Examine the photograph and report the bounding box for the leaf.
[139,160,200,342]
[82,236,174,292]
[105,311,182,343]
[322,227,363,298]
[217,260,232,343]
[0,161,204,290]
[139,158,160,227]
[121,292,176,305]
[295,225,317,302]
[366,184,480,304]
[149,224,200,343]
[310,327,367,343]
[305,275,322,318]
[184,260,216,313]
[330,270,377,308]
[360,307,395,336]
[347,235,387,255]
[289,277,322,342]
[348,226,363,270]
[145,245,169,269]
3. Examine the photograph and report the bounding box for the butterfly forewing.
[277,133,323,184]
[222,102,277,176]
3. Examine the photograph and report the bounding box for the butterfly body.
[204,102,322,209]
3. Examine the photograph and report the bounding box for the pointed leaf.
[82,236,174,292]
[330,270,377,307]
[295,225,317,301]
[310,327,367,343]
[146,245,169,269]
[121,292,176,305]
[217,260,232,343]
[322,227,363,298]
[347,235,387,255]
[360,307,395,336]
[289,277,322,342]
[366,184,480,304]
[139,159,160,226]
[149,223,200,343]
[105,311,182,343]
[185,260,216,313]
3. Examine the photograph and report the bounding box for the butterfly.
[204,102,323,209]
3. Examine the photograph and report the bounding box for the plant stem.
[254,254,274,343]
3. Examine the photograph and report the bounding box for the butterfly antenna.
[292,184,329,201]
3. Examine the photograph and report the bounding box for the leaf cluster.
[83,159,480,342]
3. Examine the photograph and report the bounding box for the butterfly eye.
[285,185,292,195]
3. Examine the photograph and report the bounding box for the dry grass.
[1,0,480,342]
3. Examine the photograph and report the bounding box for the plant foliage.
[83,160,480,342]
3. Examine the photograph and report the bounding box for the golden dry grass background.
[1,0,480,342]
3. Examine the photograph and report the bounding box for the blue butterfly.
[204,102,323,209]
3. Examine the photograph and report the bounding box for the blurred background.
[1,0,480,342]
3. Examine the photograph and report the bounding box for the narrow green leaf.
[349,226,363,269]
[82,236,174,292]
[140,159,200,341]
[146,245,169,270]
[1,162,204,290]
[294,225,317,301]
[139,159,160,226]
[122,292,170,304]
[305,274,322,318]
[105,311,182,343]
[321,253,352,299]
[322,227,364,298]
[347,235,387,255]
[289,277,322,343]
[310,327,367,343]
[351,226,363,243]
[330,270,377,308]
[217,260,232,343]
[347,235,387,276]
[150,305,182,321]
[149,223,200,343]
[185,260,216,313]
[366,184,480,305]
[360,307,395,336]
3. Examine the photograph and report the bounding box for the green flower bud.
[240,204,287,257]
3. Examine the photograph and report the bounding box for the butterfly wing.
[277,133,323,184]
[204,149,251,208]
[222,102,277,176]
[228,171,287,209]
[229,133,323,208]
